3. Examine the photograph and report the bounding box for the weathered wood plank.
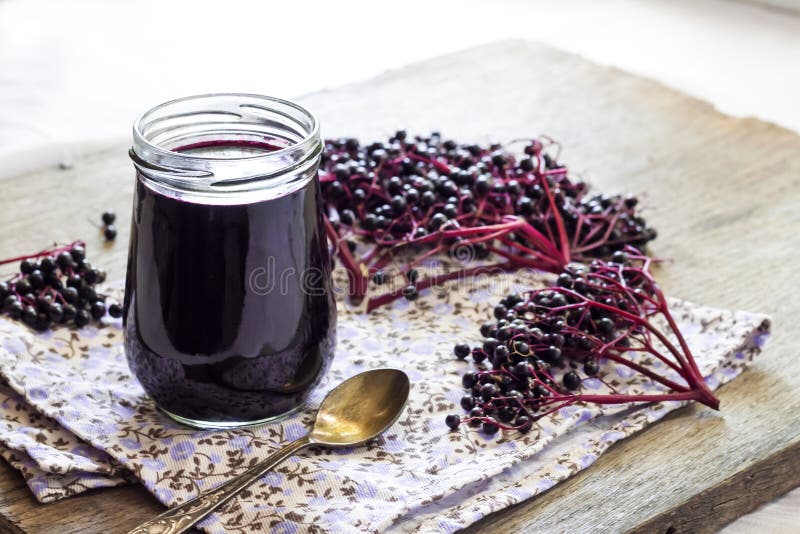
[0,40,798,532]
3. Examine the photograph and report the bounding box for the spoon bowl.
[310,368,410,446]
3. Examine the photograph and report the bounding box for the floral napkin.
[0,274,770,533]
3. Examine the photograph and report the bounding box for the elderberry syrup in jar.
[124,94,336,428]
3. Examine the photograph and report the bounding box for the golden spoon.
[127,368,410,534]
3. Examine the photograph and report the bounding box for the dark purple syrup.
[123,142,336,425]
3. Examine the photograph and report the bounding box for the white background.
[0,0,798,530]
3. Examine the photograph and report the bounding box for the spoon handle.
[126,436,311,534]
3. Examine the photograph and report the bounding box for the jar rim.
[130,93,323,202]
[132,92,320,164]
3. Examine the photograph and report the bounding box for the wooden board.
[0,40,798,533]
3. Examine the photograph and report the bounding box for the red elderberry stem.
[324,217,368,301]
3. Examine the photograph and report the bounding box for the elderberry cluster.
[445,250,658,437]
[321,131,656,262]
[0,244,122,331]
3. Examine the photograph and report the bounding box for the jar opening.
[130,94,322,202]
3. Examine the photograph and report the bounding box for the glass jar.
[124,94,336,429]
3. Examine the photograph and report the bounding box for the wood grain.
[0,40,798,533]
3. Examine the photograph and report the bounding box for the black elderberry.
[69,246,85,262]
[362,214,378,231]
[55,251,73,270]
[496,327,511,341]
[556,273,573,288]
[517,196,533,215]
[442,203,458,219]
[611,250,628,264]
[514,341,530,355]
[34,314,51,331]
[460,395,476,411]
[28,270,44,289]
[563,371,582,391]
[454,343,471,360]
[79,285,97,301]
[516,415,533,433]
[339,209,355,226]
[40,257,56,273]
[60,286,79,304]
[103,224,117,241]
[90,300,106,320]
[519,158,535,172]
[48,303,63,322]
[497,407,516,423]
[14,279,32,295]
[101,210,116,225]
[20,259,36,274]
[44,269,60,285]
[467,407,484,427]
[428,212,449,231]
[493,344,510,362]
[108,302,122,319]
[35,296,52,313]
[514,361,531,378]
[480,383,498,401]
[3,294,19,310]
[21,305,37,326]
[402,285,418,301]
[372,270,388,285]
[583,357,600,376]
[482,337,499,355]
[445,414,461,430]
[546,333,565,348]
[541,346,563,367]
[352,188,366,202]
[61,304,77,323]
[7,302,23,320]
[474,175,490,195]
[596,317,615,336]
[74,309,90,328]
[462,372,478,389]
[482,418,500,435]
[390,195,407,214]
[472,350,487,364]
[480,322,494,337]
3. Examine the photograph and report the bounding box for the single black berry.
[90,300,106,320]
[101,210,116,225]
[7,302,23,320]
[462,372,478,389]
[454,343,471,359]
[563,371,581,391]
[583,357,600,376]
[482,418,500,435]
[21,305,37,326]
[402,285,418,301]
[108,303,122,318]
[104,225,117,241]
[74,309,90,328]
[445,414,461,430]
[20,259,36,274]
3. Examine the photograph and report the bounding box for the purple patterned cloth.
[0,276,770,533]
